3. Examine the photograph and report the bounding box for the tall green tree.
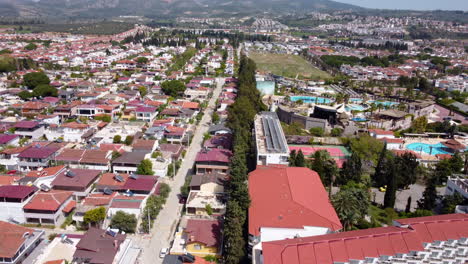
[373,143,388,187]
[223,201,246,264]
[161,80,185,97]
[310,150,337,187]
[295,150,306,167]
[337,152,362,185]
[394,152,419,189]
[383,157,397,209]
[417,176,438,211]
[289,150,297,166]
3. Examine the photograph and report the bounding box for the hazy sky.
[334,0,468,11]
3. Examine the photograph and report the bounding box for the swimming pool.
[290,96,332,104]
[349,98,363,103]
[368,100,398,107]
[406,142,452,155]
[346,104,367,111]
[351,117,368,122]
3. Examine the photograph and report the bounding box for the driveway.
[137,78,225,264]
[371,184,446,211]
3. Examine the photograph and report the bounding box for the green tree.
[110,211,137,233]
[394,152,419,189]
[111,150,121,160]
[205,204,213,215]
[83,207,106,228]
[138,86,148,98]
[23,71,50,89]
[441,193,465,214]
[212,112,220,124]
[330,127,343,137]
[161,80,186,97]
[405,196,412,213]
[136,159,154,175]
[24,43,38,51]
[310,150,338,187]
[113,135,122,143]
[289,150,297,166]
[332,185,370,230]
[136,57,149,64]
[295,150,306,167]
[158,183,171,198]
[222,201,246,264]
[417,176,438,211]
[373,143,389,187]
[411,116,428,133]
[383,157,397,209]
[337,152,362,185]
[32,84,58,97]
[124,135,134,146]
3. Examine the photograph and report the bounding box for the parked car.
[159,247,169,258]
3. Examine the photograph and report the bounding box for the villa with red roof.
[17,145,60,171]
[23,190,74,226]
[0,185,37,223]
[261,214,468,264]
[0,221,44,264]
[369,128,395,139]
[14,120,44,139]
[249,166,342,263]
[195,148,232,175]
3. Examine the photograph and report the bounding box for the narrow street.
[138,77,225,264]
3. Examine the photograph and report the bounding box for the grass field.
[249,52,331,80]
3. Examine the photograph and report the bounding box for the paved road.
[138,77,225,264]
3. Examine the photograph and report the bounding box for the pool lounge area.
[406,142,452,155]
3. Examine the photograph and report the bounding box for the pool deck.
[401,137,467,160]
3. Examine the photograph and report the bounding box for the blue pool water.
[349,98,363,103]
[406,142,452,155]
[346,104,366,111]
[351,117,368,122]
[368,100,398,107]
[290,96,332,104]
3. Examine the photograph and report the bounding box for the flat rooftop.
[254,112,289,155]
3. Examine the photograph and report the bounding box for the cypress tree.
[373,142,388,187]
[417,177,438,211]
[289,150,297,166]
[405,196,412,213]
[223,201,246,264]
[295,150,305,167]
[383,157,397,209]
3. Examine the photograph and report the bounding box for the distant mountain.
[0,0,360,19]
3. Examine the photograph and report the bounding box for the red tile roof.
[27,165,66,178]
[52,169,101,189]
[195,148,232,163]
[368,129,394,135]
[186,219,221,248]
[379,137,403,144]
[24,190,73,211]
[0,185,36,199]
[18,146,59,159]
[14,120,40,129]
[62,200,76,213]
[262,214,468,264]
[248,167,342,236]
[0,221,35,258]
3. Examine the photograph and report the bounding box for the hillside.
[0,0,360,19]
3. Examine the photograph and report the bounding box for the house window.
[194,244,202,250]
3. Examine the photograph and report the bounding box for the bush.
[330,128,343,137]
[309,127,324,137]
[113,135,122,143]
[111,211,137,233]
[159,183,171,198]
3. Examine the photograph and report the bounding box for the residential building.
[261,214,468,264]
[73,227,136,264]
[135,106,158,122]
[14,121,44,139]
[194,148,232,175]
[186,191,225,216]
[112,152,150,174]
[184,219,222,257]
[254,112,289,166]
[17,146,60,171]
[0,221,44,264]
[446,174,468,199]
[51,168,101,201]
[249,166,342,262]
[23,190,74,225]
[0,185,37,223]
